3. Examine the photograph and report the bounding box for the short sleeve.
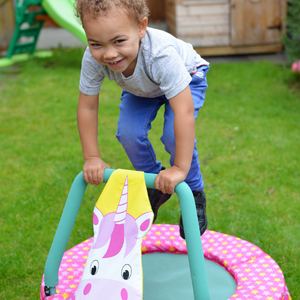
[150,46,192,99]
[79,48,104,95]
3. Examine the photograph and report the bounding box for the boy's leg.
[161,65,209,238]
[146,166,172,222]
[116,91,171,221]
[162,66,208,190]
[179,190,207,238]
[116,90,163,174]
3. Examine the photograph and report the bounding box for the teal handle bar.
[43,169,210,300]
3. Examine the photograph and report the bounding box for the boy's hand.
[83,157,110,185]
[154,166,187,194]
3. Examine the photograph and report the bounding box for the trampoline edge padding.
[40,224,292,300]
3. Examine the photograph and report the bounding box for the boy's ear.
[139,17,148,39]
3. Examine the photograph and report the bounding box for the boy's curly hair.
[74,0,150,24]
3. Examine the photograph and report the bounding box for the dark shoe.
[147,188,171,222]
[179,190,207,239]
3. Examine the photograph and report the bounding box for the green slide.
[42,0,87,45]
[0,0,87,68]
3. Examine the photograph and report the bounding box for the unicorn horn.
[113,176,128,225]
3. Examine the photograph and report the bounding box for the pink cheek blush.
[83,283,92,295]
[121,288,128,300]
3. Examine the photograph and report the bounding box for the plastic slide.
[42,0,87,45]
[0,0,87,68]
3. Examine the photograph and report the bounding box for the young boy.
[75,0,209,238]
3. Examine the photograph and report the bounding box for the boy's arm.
[77,91,110,185]
[154,86,195,194]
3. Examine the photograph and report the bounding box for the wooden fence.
[0,0,15,51]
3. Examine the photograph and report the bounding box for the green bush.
[283,0,300,63]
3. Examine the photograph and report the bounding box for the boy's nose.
[103,47,118,60]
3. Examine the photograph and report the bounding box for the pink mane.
[103,224,124,258]
[92,211,139,259]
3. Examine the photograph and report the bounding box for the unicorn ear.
[93,206,103,228]
[123,211,153,258]
[136,211,153,238]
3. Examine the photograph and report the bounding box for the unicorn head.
[68,175,153,300]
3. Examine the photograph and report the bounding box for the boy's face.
[82,9,147,77]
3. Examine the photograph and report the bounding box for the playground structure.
[0,0,87,68]
[40,169,291,300]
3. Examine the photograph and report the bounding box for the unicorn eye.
[121,264,132,280]
[90,260,99,275]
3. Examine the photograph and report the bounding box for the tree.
[283,0,300,64]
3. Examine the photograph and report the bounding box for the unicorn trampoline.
[40,169,291,300]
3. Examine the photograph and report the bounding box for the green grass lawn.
[0,49,299,299]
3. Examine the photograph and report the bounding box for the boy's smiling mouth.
[106,58,124,65]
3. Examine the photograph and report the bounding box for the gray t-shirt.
[79,27,209,99]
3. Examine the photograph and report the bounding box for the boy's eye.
[115,40,125,44]
[91,43,102,47]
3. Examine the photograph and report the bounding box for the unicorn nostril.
[83,283,92,295]
[121,288,128,300]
